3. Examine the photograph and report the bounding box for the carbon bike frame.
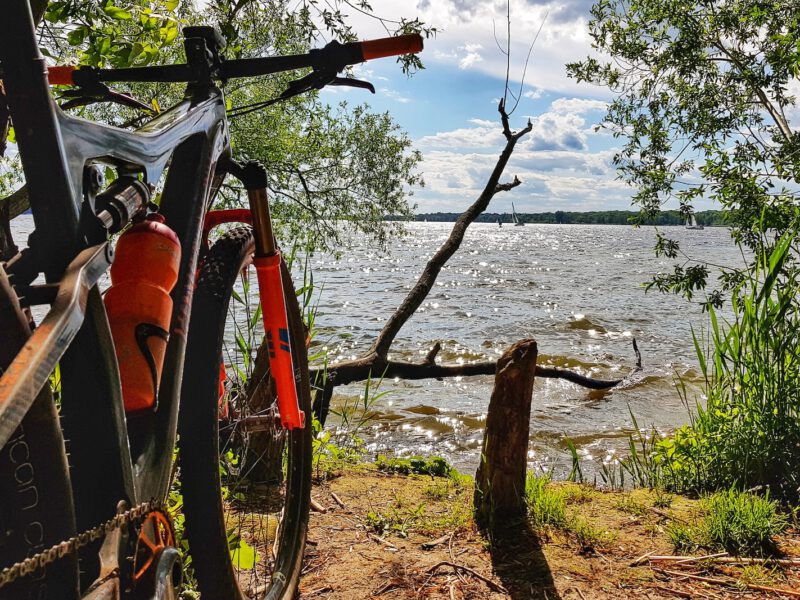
[0,1,231,540]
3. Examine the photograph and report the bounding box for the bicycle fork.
[232,161,305,430]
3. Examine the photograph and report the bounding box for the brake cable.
[226,70,375,119]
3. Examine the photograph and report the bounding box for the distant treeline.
[388,210,727,226]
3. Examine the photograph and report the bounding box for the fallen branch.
[650,554,800,568]
[630,550,656,567]
[426,561,507,594]
[654,567,800,598]
[653,585,691,599]
[648,507,689,524]
[312,354,627,389]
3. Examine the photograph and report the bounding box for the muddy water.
[311,222,741,478]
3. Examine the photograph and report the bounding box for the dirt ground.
[298,467,800,600]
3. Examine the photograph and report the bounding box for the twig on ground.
[367,532,398,550]
[653,585,692,598]
[654,567,800,598]
[650,553,800,567]
[648,507,689,523]
[630,550,655,566]
[310,497,327,513]
[426,561,507,594]
[330,492,346,509]
[672,552,728,565]
[421,533,452,550]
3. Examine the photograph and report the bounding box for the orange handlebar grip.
[360,34,424,61]
[47,66,76,86]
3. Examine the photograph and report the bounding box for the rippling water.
[10,216,742,478]
[310,222,742,478]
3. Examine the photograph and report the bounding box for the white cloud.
[524,87,544,99]
[458,43,484,69]
[416,121,504,149]
[550,97,608,114]
[379,87,411,103]
[340,0,605,97]
[411,113,630,211]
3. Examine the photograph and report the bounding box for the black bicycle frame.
[0,1,230,541]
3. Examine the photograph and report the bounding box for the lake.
[310,222,741,479]
[10,216,742,479]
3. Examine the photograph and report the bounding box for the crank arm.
[0,243,113,449]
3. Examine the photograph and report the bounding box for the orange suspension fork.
[241,162,305,430]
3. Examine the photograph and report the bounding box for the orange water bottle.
[104,213,181,412]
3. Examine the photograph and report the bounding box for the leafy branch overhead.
[568,0,800,307]
[0,0,434,256]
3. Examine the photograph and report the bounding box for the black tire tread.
[179,226,311,600]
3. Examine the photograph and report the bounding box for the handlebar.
[47,34,424,86]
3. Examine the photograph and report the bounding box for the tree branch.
[367,105,531,359]
[309,344,635,390]
[494,175,521,194]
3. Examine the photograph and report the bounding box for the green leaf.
[104,5,133,20]
[230,539,258,569]
[67,26,87,46]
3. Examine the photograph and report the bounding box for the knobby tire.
[179,226,312,600]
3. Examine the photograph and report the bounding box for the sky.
[318,0,638,215]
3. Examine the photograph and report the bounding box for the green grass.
[525,475,615,550]
[667,489,788,556]
[375,455,456,478]
[525,474,569,530]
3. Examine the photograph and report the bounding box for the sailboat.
[512,203,524,226]
[685,214,704,230]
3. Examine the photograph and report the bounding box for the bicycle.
[0,3,422,598]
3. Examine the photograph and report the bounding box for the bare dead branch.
[366,105,531,360]
[494,175,521,194]
[424,342,441,365]
[310,350,630,390]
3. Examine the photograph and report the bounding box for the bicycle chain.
[0,499,163,589]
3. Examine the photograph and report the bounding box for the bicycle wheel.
[179,226,312,599]
[0,268,80,599]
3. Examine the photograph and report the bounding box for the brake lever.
[329,77,375,94]
[59,82,152,112]
[280,69,375,100]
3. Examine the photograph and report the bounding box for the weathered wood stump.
[474,339,538,529]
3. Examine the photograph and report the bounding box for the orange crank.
[132,510,176,585]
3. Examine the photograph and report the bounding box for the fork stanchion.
[244,167,305,430]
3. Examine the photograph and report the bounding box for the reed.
[648,229,800,500]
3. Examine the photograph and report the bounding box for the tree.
[569,0,800,500]
[0,0,432,255]
[568,0,800,307]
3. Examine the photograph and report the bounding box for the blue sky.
[319,0,638,214]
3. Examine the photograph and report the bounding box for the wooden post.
[474,339,538,528]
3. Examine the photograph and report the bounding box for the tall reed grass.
[647,229,800,500]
